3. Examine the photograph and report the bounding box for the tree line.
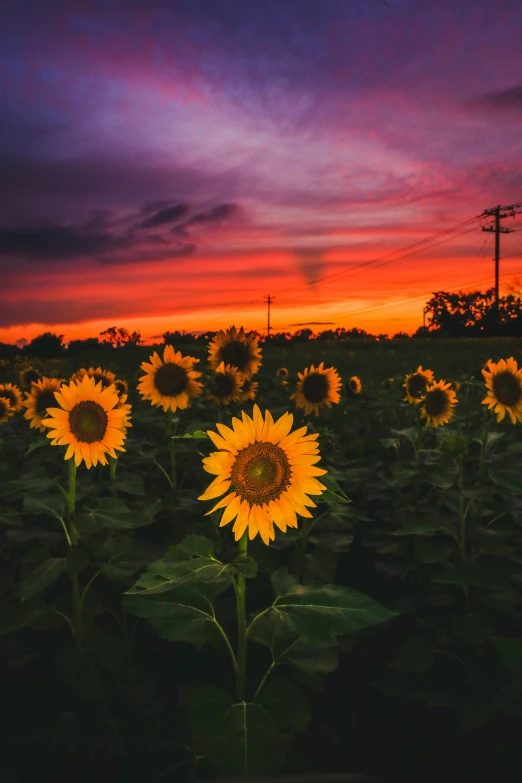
[1,289,521,359]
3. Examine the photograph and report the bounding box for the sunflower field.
[1,331,522,783]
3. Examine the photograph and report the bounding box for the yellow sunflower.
[19,367,43,389]
[291,362,342,416]
[0,383,23,414]
[482,357,522,425]
[207,362,244,405]
[346,376,362,395]
[419,380,457,428]
[137,344,203,412]
[70,366,116,389]
[208,326,262,379]
[0,396,11,424]
[198,404,327,545]
[236,378,258,403]
[41,375,131,469]
[276,367,289,381]
[23,377,65,432]
[114,379,128,397]
[403,366,435,404]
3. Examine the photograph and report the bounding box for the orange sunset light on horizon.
[2,1,522,346]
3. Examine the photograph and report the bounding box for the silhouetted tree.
[24,332,65,358]
[163,330,198,345]
[424,288,522,337]
[0,342,21,359]
[99,326,143,348]
[292,328,313,342]
[67,337,103,353]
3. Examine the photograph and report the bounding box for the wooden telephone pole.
[481,204,519,323]
[264,295,274,338]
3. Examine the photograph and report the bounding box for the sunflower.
[419,380,457,428]
[114,378,128,397]
[19,367,43,389]
[70,366,116,389]
[23,377,65,432]
[207,362,244,405]
[0,396,11,424]
[276,367,289,381]
[198,404,327,545]
[0,383,23,414]
[346,376,362,395]
[403,366,435,404]
[137,345,203,412]
[482,357,522,425]
[291,362,342,416]
[236,378,258,403]
[208,326,262,379]
[41,375,131,469]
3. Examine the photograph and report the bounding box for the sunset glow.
[2,0,522,345]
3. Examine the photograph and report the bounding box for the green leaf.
[229,555,258,578]
[116,472,146,496]
[20,557,66,600]
[24,438,49,455]
[0,508,23,526]
[76,497,160,532]
[488,467,522,494]
[321,474,351,504]
[171,430,209,440]
[22,494,65,522]
[258,678,311,734]
[187,685,287,777]
[489,636,522,684]
[253,568,397,647]
[391,522,448,537]
[123,587,225,647]
[126,535,232,595]
[388,637,434,673]
[390,427,418,445]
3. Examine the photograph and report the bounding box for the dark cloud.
[186,203,239,226]
[471,85,522,114]
[139,203,189,228]
[0,224,130,260]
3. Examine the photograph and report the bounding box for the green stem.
[166,411,178,496]
[478,421,489,480]
[67,459,83,650]
[235,533,248,701]
[299,518,309,583]
[108,455,118,497]
[457,454,471,614]
[252,661,276,702]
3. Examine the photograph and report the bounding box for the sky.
[2,0,522,346]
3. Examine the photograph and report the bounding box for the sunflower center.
[492,371,521,407]
[424,389,449,417]
[69,401,108,443]
[36,389,59,413]
[211,372,235,399]
[302,372,329,403]
[0,390,17,407]
[231,442,291,504]
[154,363,189,397]
[0,398,9,416]
[91,373,111,388]
[219,340,251,371]
[114,380,126,395]
[407,374,428,398]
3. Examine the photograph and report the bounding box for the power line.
[481,203,520,322]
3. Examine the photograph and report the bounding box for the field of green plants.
[1,336,522,783]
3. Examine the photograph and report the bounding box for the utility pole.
[481,203,520,324]
[264,295,274,338]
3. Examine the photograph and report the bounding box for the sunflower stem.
[67,459,84,650]
[298,518,309,584]
[166,411,178,496]
[457,453,471,614]
[108,455,118,496]
[235,533,248,701]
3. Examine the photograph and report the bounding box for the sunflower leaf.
[20,557,66,600]
[171,430,209,440]
[186,685,288,777]
[487,467,522,494]
[256,568,397,646]
[321,475,351,504]
[122,587,227,647]
[125,535,233,595]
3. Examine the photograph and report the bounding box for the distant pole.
[481,204,518,324]
[264,295,274,338]
[423,306,427,330]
